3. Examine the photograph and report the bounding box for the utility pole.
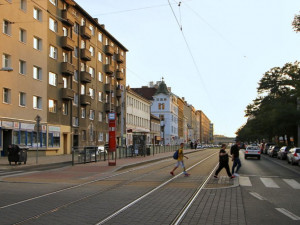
[35,115,41,164]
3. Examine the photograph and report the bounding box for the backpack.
[173,150,179,160]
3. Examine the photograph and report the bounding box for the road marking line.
[283,179,300,189]
[249,192,266,200]
[275,208,300,220]
[260,177,280,188]
[239,176,252,186]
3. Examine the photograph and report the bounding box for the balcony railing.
[104,64,114,74]
[80,49,91,61]
[104,45,114,56]
[61,88,74,100]
[116,106,121,115]
[80,71,92,83]
[61,10,74,26]
[80,95,91,105]
[116,89,122,98]
[80,26,91,39]
[61,62,74,76]
[115,54,124,63]
[116,70,124,80]
[61,36,74,51]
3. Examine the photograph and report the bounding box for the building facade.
[0,0,127,156]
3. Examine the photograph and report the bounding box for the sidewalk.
[0,149,199,172]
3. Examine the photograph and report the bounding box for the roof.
[131,87,157,101]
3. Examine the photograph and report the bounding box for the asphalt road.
[0,149,299,225]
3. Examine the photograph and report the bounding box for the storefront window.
[42,133,47,147]
[13,131,19,144]
[27,132,32,146]
[20,131,26,145]
[48,132,60,147]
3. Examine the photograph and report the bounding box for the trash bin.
[7,145,28,165]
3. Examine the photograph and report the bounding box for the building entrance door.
[2,129,12,156]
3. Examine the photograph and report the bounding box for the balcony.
[61,10,74,26]
[80,49,91,61]
[80,95,91,105]
[104,83,111,93]
[116,70,124,80]
[104,103,114,112]
[104,45,114,56]
[116,89,122,98]
[61,62,74,76]
[61,36,74,51]
[116,54,124,63]
[80,26,91,39]
[116,106,121,115]
[104,64,114,74]
[61,88,74,100]
[80,71,91,83]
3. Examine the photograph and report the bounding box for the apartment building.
[0,0,127,156]
[199,111,211,144]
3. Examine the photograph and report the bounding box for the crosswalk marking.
[275,208,300,220]
[260,177,280,188]
[283,179,300,189]
[249,192,265,200]
[239,176,252,186]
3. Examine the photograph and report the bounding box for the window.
[74,47,78,58]
[33,96,42,109]
[98,132,103,141]
[89,88,95,99]
[80,84,85,95]
[89,24,95,36]
[49,45,57,59]
[89,46,95,57]
[49,0,56,5]
[73,93,78,106]
[3,88,11,104]
[105,75,109,84]
[33,37,42,50]
[19,29,26,43]
[82,130,86,141]
[81,40,85,49]
[62,77,67,88]
[73,70,78,82]
[72,117,79,127]
[48,99,57,113]
[19,92,26,106]
[49,72,57,86]
[81,107,86,118]
[62,52,68,62]
[98,52,102,62]
[33,66,42,80]
[2,53,11,68]
[19,60,26,75]
[106,113,108,123]
[89,67,95,78]
[3,20,11,35]
[62,102,68,115]
[98,72,103,82]
[74,22,79,34]
[98,112,103,122]
[89,110,95,120]
[62,26,68,37]
[33,8,42,21]
[98,32,102,42]
[20,0,27,11]
[49,18,57,32]
[98,92,102,102]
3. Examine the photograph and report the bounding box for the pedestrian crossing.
[239,176,300,190]
[0,170,24,177]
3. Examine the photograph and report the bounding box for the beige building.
[0,0,127,156]
[200,110,211,144]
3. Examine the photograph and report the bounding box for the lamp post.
[35,115,41,164]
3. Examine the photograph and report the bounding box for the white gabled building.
[151,80,179,145]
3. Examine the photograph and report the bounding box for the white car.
[244,146,261,160]
[287,148,300,165]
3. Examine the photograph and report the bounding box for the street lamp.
[0,67,13,72]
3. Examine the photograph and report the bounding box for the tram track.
[1,149,220,225]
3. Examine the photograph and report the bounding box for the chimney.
[100,24,105,29]
[94,18,98,23]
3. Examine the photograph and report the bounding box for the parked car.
[263,143,275,154]
[287,148,300,165]
[277,146,291,160]
[244,145,261,160]
[268,146,280,157]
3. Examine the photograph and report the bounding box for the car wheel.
[257,156,260,160]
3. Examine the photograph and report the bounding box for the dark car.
[268,146,280,157]
[263,143,275,154]
[277,146,291,160]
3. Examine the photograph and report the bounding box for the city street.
[0,148,299,225]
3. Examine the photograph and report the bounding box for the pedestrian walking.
[231,140,241,176]
[190,141,193,149]
[194,141,197,149]
[170,143,190,177]
[214,144,235,179]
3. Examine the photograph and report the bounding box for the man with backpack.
[170,143,190,177]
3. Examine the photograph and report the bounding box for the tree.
[292,12,300,33]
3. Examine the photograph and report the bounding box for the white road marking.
[275,208,300,220]
[249,192,266,200]
[239,176,252,186]
[260,177,280,188]
[283,179,300,189]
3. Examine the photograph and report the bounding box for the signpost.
[34,115,41,164]
[108,112,116,166]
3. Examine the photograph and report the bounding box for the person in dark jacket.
[231,140,241,176]
[214,144,235,179]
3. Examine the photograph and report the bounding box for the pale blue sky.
[77,0,300,137]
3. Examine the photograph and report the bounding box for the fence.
[72,144,186,165]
